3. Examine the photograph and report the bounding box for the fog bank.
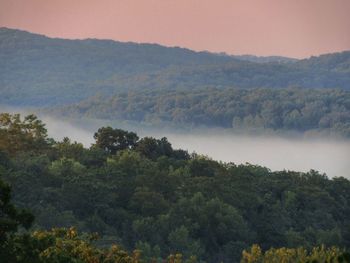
[165,133,350,179]
[40,117,350,179]
[0,107,348,179]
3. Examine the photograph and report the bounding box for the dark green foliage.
[94,127,139,154]
[54,87,350,137]
[0,113,51,156]
[135,137,189,160]
[339,252,350,263]
[0,173,34,262]
[241,244,350,263]
[1,28,350,106]
[0,178,34,232]
[1,114,350,262]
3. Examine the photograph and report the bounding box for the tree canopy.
[52,88,350,137]
[1,113,350,262]
[0,113,50,156]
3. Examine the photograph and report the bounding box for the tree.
[136,137,162,160]
[168,226,204,259]
[0,175,34,262]
[0,113,49,156]
[135,137,174,160]
[93,127,139,154]
[240,244,350,263]
[54,137,85,160]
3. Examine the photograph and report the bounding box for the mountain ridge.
[0,27,299,61]
[1,27,350,106]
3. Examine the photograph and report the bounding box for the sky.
[0,0,349,58]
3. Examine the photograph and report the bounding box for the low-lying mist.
[39,116,350,179]
[166,133,350,179]
[1,105,348,179]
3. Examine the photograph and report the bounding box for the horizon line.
[2,26,350,60]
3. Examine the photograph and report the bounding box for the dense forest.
[1,113,350,262]
[1,28,350,106]
[51,88,350,137]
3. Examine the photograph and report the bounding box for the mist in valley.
[1,105,348,179]
[38,116,350,179]
[165,133,350,179]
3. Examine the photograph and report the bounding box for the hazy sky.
[0,0,349,58]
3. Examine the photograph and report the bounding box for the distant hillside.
[232,54,298,63]
[1,28,350,106]
[49,87,350,137]
[0,28,235,105]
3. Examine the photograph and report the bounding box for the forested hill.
[1,113,350,262]
[49,88,350,137]
[1,27,350,106]
[0,27,234,106]
[231,54,298,63]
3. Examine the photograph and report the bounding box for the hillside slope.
[1,114,350,262]
[49,88,350,137]
[1,28,350,106]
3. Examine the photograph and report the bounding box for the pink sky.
[0,0,349,58]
